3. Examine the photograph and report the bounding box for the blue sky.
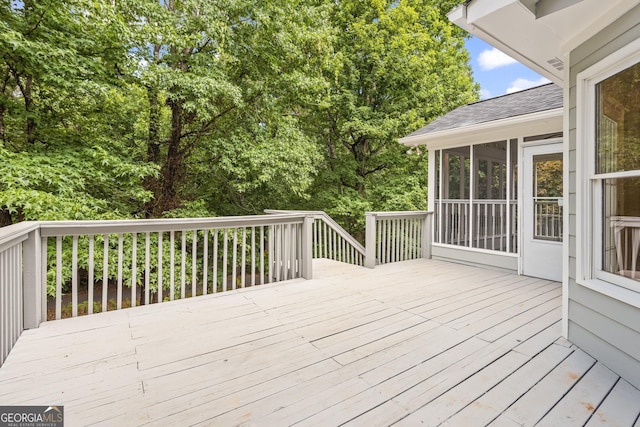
[465,36,550,100]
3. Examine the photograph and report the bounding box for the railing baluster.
[395,219,400,263]
[88,235,94,315]
[242,228,247,288]
[417,220,422,258]
[323,221,327,258]
[223,229,228,292]
[383,220,388,264]
[191,230,197,298]
[232,228,237,290]
[271,225,278,282]
[146,232,151,304]
[8,248,14,346]
[102,234,109,311]
[312,221,317,258]
[282,224,287,280]
[71,235,78,317]
[1,249,6,362]
[416,218,420,258]
[117,234,124,310]
[158,232,163,302]
[283,224,289,280]
[377,219,382,264]
[181,231,186,299]
[403,219,408,261]
[492,203,496,250]
[203,229,208,295]
[260,226,265,285]
[7,248,12,354]
[399,219,404,261]
[404,219,410,261]
[267,225,272,284]
[213,230,219,293]
[1,250,5,362]
[131,233,137,308]
[55,236,62,319]
[170,231,175,301]
[251,226,256,287]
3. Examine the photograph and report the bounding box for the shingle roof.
[405,83,562,138]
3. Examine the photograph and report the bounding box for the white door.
[522,144,563,281]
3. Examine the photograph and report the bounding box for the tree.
[127,0,332,217]
[0,0,156,225]
[301,0,478,235]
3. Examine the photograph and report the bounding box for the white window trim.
[576,37,640,307]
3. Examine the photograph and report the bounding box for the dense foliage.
[0,0,478,231]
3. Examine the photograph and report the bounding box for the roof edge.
[399,107,563,147]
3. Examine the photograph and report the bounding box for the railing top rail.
[37,213,305,237]
[264,209,325,218]
[265,209,365,255]
[0,221,39,252]
[438,199,517,203]
[367,210,431,218]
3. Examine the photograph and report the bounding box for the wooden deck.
[1,259,639,426]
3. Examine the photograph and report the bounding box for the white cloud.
[477,48,518,71]
[506,77,552,94]
[480,88,492,100]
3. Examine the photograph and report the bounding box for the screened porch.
[432,140,519,254]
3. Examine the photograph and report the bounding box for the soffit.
[449,0,639,84]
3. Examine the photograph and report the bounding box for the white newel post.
[365,213,377,268]
[423,213,432,259]
[301,215,314,279]
[22,228,43,329]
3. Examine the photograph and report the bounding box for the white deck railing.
[0,222,40,365]
[0,209,433,366]
[265,210,366,266]
[435,199,517,253]
[365,211,432,267]
[39,214,316,321]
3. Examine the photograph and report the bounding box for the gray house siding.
[568,4,640,389]
[431,245,518,273]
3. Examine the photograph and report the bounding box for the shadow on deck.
[1,259,639,426]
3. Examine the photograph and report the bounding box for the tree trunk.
[147,88,161,163]
[0,208,12,227]
[0,103,5,143]
[24,75,35,144]
[153,100,184,216]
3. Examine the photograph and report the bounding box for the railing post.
[22,228,43,329]
[365,213,377,268]
[301,215,314,279]
[422,213,432,259]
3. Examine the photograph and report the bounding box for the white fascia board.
[399,108,562,149]
[462,0,523,23]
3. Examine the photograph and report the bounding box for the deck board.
[1,258,639,426]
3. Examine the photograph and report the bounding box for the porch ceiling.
[449,0,639,84]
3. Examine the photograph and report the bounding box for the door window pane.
[532,154,563,241]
